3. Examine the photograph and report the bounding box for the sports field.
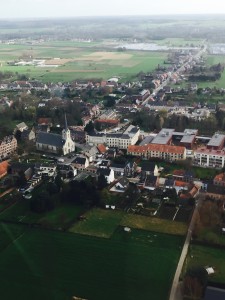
[0,223,183,300]
[0,41,167,82]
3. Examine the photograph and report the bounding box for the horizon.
[1,0,225,19]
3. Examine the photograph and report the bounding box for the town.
[1,13,225,300]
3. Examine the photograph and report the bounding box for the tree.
[97,174,108,190]
[183,266,208,299]
[84,121,94,134]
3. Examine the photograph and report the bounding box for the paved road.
[142,45,207,107]
[169,193,205,300]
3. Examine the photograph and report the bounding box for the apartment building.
[193,147,225,168]
[0,135,17,159]
[127,144,186,161]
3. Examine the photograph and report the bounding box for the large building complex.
[86,125,140,149]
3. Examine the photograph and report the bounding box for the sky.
[1,0,225,19]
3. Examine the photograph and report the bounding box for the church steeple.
[64,113,68,131]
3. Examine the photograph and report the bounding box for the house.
[15,122,28,132]
[143,175,158,190]
[35,163,57,178]
[97,168,115,184]
[72,156,89,170]
[98,160,111,168]
[110,177,129,193]
[57,163,77,178]
[141,162,159,177]
[84,145,99,162]
[9,162,34,180]
[97,144,107,154]
[110,160,129,176]
[214,173,225,186]
[0,135,17,159]
[21,129,36,141]
[36,115,75,156]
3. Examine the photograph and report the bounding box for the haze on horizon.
[1,0,225,19]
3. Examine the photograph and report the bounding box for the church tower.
[62,113,75,155]
[62,113,71,141]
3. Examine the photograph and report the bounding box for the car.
[23,192,32,199]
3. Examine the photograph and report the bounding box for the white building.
[194,147,225,168]
[86,125,140,149]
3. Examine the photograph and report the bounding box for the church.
[36,115,75,155]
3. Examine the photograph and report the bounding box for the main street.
[142,45,207,106]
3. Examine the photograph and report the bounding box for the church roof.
[36,132,65,148]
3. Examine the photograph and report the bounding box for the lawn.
[183,244,225,284]
[0,226,183,300]
[0,198,84,229]
[121,214,188,236]
[69,208,125,238]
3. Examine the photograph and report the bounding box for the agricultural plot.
[0,226,183,300]
[0,42,167,82]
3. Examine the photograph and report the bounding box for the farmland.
[0,224,183,300]
[0,41,167,82]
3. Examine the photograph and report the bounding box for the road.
[142,45,207,106]
[169,193,205,300]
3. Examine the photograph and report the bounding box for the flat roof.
[207,133,225,147]
[180,134,196,144]
[195,147,225,156]
[151,128,174,145]
[140,136,154,146]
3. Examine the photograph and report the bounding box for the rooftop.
[151,128,174,145]
[207,133,225,148]
[128,144,185,155]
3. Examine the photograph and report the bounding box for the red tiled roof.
[174,180,189,187]
[97,144,107,154]
[0,161,8,178]
[173,169,185,176]
[214,173,225,182]
[128,144,185,155]
[38,118,52,125]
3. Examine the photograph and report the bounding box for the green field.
[183,244,225,284]
[0,42,167,82]
[0,224,183,300]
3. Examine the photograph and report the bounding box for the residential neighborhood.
[1,10,225,300]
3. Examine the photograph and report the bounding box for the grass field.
[121,214,188,236]
[0,199,84,229]
[0,224,183,300]
[183,244,225,284]
[0,42,167,82]
[69,208,125,238]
